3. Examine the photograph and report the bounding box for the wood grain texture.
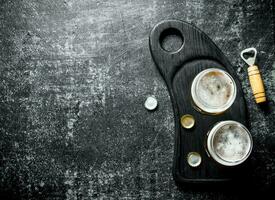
[247,65,266,103]
[149,20,248,184]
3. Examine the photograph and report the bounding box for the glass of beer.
[191,68,237,115]
[206,120,253,166]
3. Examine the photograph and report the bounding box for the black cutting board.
[149,20,249,184]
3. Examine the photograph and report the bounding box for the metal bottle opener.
[240,47,266,103]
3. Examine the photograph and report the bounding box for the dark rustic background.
[0,0,274,199]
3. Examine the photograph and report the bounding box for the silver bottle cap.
[187,152,202,167]
[144,96,158,111]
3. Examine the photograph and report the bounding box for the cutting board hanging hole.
[159,28,184,53]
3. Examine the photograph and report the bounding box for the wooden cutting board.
[149,20,249,184]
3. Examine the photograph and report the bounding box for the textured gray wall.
[0,0,274,199]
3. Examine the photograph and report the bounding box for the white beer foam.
[197,71,233,108]
[213,124,250,162]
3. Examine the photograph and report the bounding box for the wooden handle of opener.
[247,65,266,103]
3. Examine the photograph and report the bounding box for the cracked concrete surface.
[0,0,274,199]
